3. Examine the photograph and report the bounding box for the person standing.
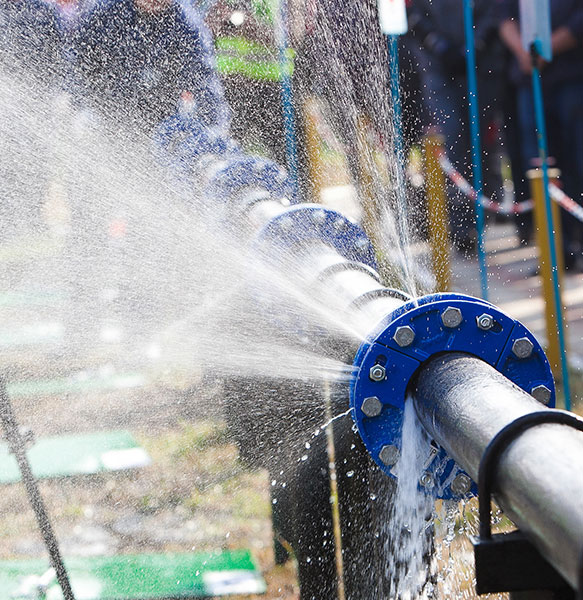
[408,0,505,254]
[497,0,583,271]
[73,0,230,131]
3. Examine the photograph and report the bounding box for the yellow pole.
[303,97,325,203]
[527,168,566,378]
[355,115,382,251]
[422,134,451,292]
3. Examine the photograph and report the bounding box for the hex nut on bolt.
[361,396,383,417]
[531,385,552,405]
[369,364,386,382]
[512,337,534,359]
[450,473,472,495]
[419,472,434,488]
[441,307,463,328]
[379,444,399,466]
[476,313,494,331]
[393,325,415,347]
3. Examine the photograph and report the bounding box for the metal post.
[276,0,299,200]
[0,379,75,600]
[422,134,451,291]
[387,35,404,171]
[527,168,567,386]
[530,43,571,410]
[463,0,488,300]
[303,97,325,202]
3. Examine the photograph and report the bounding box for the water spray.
[159,99,582,598]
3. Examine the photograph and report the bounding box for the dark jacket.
[0,0,62,79]
[73,0,229,130]
[408,0,504,77]
[496,0,583,88]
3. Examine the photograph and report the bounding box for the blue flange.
[153,114,238,174]
[254,204,377,270]
[205,156,295,203]
[350,292,555,500]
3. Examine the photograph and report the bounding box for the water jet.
[158,109,582,598]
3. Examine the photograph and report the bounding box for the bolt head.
[369,364,386,382]
[476,313,494,331]
[512,337,534,359]
[531,384,552,405]
[313,209,326,224]
[441,306,463,328]
[361,396,383,417]
[419,472,434,488]
[450,473,472,495]
[379,444,400,466]
[393,325,415,347]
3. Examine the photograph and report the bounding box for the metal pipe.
[413,352,583,590]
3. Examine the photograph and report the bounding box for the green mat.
[0,430,150,484]
[0,551,266,599]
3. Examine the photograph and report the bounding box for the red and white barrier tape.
[549,183,583,224]
[437,150,583,224]
[436,151,533,215]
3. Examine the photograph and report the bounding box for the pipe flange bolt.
[512,337,534,359]
[441,306,463,328]
[531,384,552,405]
[379,444,399,466]
[393,325,415,347]
[369,364,386,382]
[476,313,494,331]
[361,396,383,417]
[451,473,472,495]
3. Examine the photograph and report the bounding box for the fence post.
[355,115,384,252]
[422,133,451,292]
[303,97,325,202]
[526,167,567,380]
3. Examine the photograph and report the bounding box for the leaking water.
[382,398,436,599]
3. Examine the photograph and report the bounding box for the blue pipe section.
[463,0,488,300]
